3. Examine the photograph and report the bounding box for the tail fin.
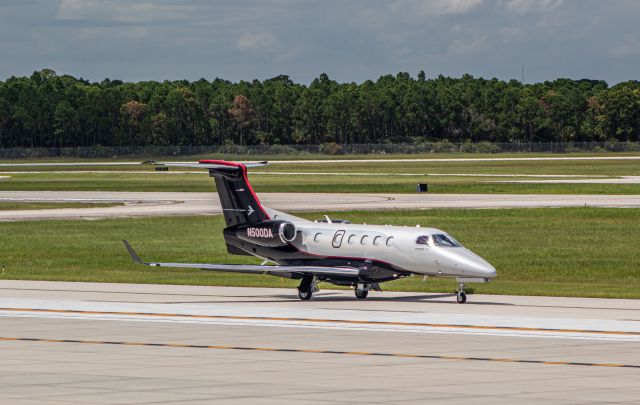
[149,160,269,226]
[201,160,270,226]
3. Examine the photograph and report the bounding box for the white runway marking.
[1,298,639,342]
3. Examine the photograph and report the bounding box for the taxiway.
[2,191,640,221]
[0,280,638,404]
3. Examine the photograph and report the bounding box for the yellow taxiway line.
[0,336,637,369]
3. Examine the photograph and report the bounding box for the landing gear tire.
[355,289,369,300]
[298,275,315,301]
[456,292,467,304]
[298,289,313,301]
[456,281,467,304]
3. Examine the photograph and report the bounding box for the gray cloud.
[0,0,638,84]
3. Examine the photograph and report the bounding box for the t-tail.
[202,160,270,226]
[148,159,270,226]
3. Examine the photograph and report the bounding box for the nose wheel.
[456,282,467,304]
[456,291,467,304]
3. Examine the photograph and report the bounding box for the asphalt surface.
[2,191,640,221]
[0,280,638,404]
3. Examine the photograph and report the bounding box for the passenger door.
[332,230,346,248]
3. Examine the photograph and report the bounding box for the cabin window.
[373,236,382,246]
[386,237,394,246]
[348,234,356,244]
[416,235,429,245]
[314,233,321,243]
[432,234,462,248]
[360,235,369,245]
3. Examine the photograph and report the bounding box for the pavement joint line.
[0,336,638,369]
[1,307,638,336]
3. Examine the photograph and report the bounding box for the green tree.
[228,95,254,145]
[119,100,148,146]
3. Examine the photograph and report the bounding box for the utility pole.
[521,64,525,83]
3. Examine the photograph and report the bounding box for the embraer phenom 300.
[124,160,496,303]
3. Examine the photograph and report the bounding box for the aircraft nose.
[478,262,497,279]
[443,249,497,279]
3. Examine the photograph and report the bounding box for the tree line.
[0,69,639,149]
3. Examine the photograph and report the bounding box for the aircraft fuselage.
[224,220,497,286]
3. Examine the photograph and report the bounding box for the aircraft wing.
[123,240,360,277]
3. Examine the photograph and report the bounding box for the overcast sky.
[1,0,639,85]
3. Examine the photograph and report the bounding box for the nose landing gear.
[456,282,467,304]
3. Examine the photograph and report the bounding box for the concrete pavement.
[3,191,640,221]
[0,280,639,404]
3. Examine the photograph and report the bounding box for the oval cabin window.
[373,236,382,246]
[348,234,356,244]
[314,233,321,243]
[386,237,394,246]
[360,235,369,245]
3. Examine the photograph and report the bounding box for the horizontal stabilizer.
[143,160,268,169]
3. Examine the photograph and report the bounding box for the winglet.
[123,240,144,265]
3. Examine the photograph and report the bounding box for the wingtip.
[122,240,143,264]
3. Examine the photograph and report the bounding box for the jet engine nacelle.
[235,220,297,247]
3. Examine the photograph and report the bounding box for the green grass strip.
[1,208,639,298]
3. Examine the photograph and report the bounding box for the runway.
[0,281,638,404]
[3,191,640,221]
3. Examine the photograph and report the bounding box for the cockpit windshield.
[432,234,462,248]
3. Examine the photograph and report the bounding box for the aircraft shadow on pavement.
[157,293,512,306]
[276,293,512,305]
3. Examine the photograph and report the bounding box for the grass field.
[2,154,640,194]
[1,208,638,298]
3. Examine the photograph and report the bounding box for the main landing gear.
[456,281,467,304]
[298,275,318,301]
[355,289,368,300]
